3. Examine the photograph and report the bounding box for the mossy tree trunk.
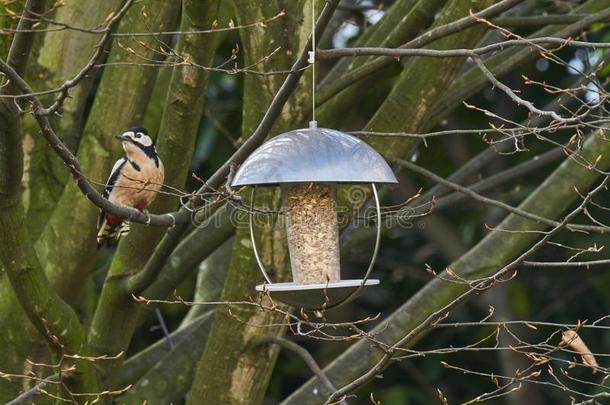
[316,0,447,127]
[34,0,180,306]
[0,1,180,399]
[87,0,223,389]
[0,1,100,401]
[26,0,125,240]
[186,1,315,403]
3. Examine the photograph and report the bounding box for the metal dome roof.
[231,127,397,186]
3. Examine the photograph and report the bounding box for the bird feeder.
[231,123,397,310]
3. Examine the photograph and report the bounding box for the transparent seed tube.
[281,183,341,284]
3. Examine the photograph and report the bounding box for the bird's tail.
[97,218,130,246]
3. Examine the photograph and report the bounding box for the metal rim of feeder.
[232,125,398,310]
[248,184,382,310]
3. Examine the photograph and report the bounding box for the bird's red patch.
[105,212,123,225]
[134,200,149,211]
[105,201,149,225]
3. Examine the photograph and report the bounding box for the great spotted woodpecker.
[97,127,165,245]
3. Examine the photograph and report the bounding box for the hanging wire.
[309,0,317,128]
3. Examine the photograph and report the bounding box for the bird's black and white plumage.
[97,127,165,245]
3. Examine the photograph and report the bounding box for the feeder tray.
[232,125,397,310]
[255,279,380,310]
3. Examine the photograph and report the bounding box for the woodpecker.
[97,127,165,245]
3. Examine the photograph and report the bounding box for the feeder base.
[255,279,379,310]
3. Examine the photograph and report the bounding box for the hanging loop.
[308,51,315,64]
[323,182,382,309]
[248,186,273,284]
[249,183,382,310]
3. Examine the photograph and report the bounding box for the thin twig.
[251,336,341,399]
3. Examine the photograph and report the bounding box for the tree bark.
[316,0,446,127]
[363,0,495,161]
[118,311,216,404]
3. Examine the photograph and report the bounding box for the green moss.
[35,0,181,306]
[187,2,313,403]
[86,0,222,388]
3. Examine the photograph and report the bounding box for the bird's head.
[116,127,157,157]
[116,127,153,149]
[116,127,160,166]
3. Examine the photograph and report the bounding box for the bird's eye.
[135,133,142,138]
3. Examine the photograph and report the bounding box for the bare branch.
[396,155,609,234]
[251,336,339,396]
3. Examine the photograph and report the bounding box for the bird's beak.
[115,134,130,142]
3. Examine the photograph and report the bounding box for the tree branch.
[326,174,610,403]
[317,37,610,60]
[0,0,100,400]
[493,14,588,27]
[431,147,564,212]
[129,204,235,296]
[316,0,525,105]
[397,154,609,233]
[251,336,339,396]
[283,130,610,404]
[116,311,215,403]
[5,0,44,79]
[430,0,610,119]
